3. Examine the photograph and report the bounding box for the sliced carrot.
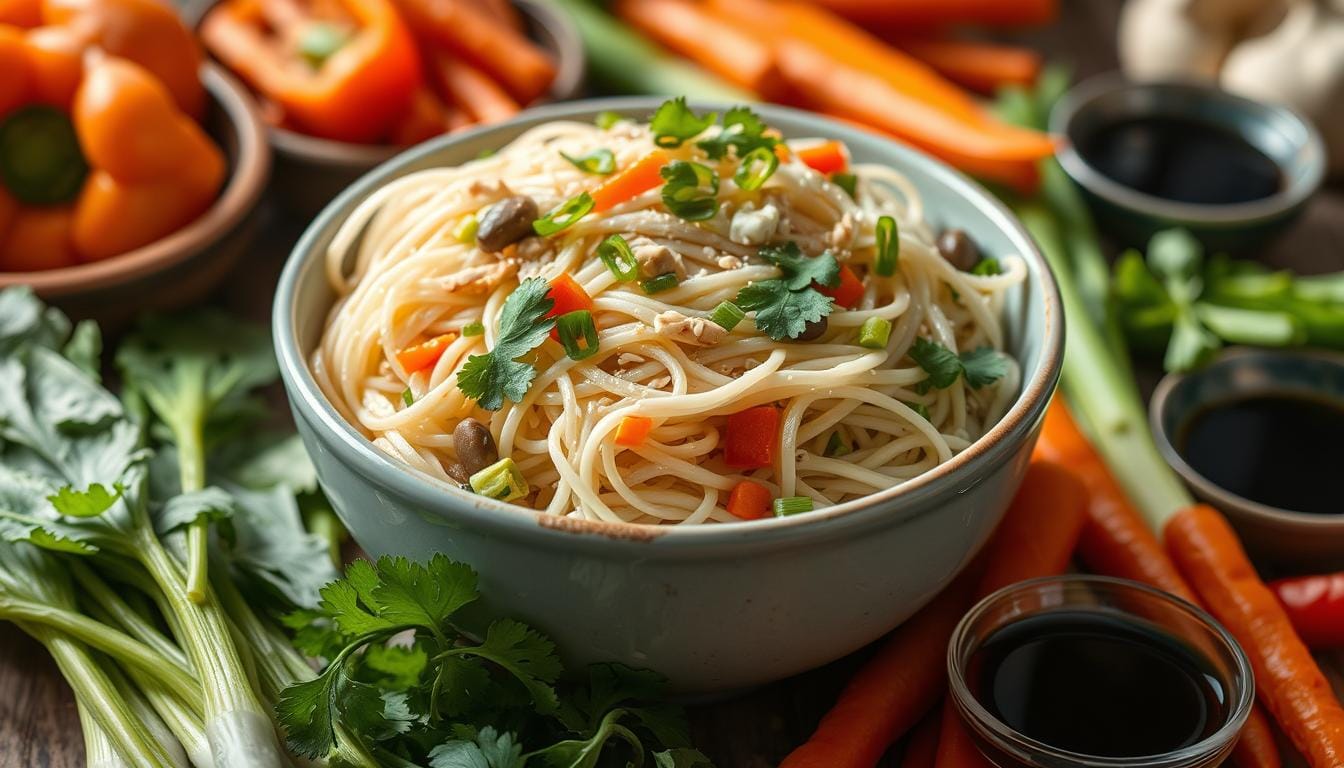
[614,416,654,448]
[396,333,457,374]
[613,0,785,99]
[390,0,554,104]
[795,140,850,175]
[591,150,670,213]
[818,264,864,309]
[428,51,520,125]
[1167,504,1344,768]
[727,480,772,520]
[892,38,1042,95]
[724,405,779,470]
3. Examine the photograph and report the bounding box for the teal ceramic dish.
[1052,76,1325,253]
[1151,347,1344,568]
[273,99,1064,692]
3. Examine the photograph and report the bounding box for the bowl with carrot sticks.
[194,0,584,214]
[0,0,269,329]
[274,98,1064,692]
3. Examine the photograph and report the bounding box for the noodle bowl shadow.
[274,99,1063,693]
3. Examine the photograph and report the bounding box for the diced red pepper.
[724,405,779,469]
[817,264,864,309]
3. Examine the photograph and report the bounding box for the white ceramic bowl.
[274,99,1063,692]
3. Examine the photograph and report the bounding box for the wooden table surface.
[4,0,1344,765]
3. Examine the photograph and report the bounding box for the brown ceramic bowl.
[0,63,269,331]
[191,0,585,216]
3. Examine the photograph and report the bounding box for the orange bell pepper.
[200,0,421,143]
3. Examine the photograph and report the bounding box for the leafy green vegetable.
[758,242,839,291]
[650,97,716,148]
[561,148,616,176]
[457,278,556,410]
[734,244,840,341]
[696,106,779,162]
[660,160,720,221]
[908,338,1008,390]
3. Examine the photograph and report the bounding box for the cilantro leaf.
[959,347,1009,388]
[696,106,777,161]
[276,667,341,758]
[909,338,1009,390]
[736,280,834,341]
[428,726,525,768]
[155,486,235,535]
[649,97,715,148]
[47,482,122,518]
[372,554,479,633]
[757,243,840,291]
[460,618,563,713]
[457,278,555,410]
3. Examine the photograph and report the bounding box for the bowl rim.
[220,0,587,171]
[0,63,269,297]
[1150,346,1344,529]
[273,96,1064,550]
[1050,73,1326,226]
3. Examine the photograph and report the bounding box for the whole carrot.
[934,696,990,768]
[800,0,1056,27]
[1032,399,1282,768]
[901,709,942,768]
[892,38,1041,95]
[1167,505,1344,767]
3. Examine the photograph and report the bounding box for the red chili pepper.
[1270,572,1344,649]
[724,405,779,469]
[817,263,864,309]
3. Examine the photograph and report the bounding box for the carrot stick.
[900,708,942,768]
[934,696,991,768]
[799,0,1057,28]
[390,0,554,104]
[892,38,1042,95]
[1167,504,1344,768]
[1034,400,1283,768]
[591,150,670,212]
[613,0,786,99]
[783,461,1086,768]
[428,52,520,124]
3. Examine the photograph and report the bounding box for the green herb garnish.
[734,243,840,341]
[456,278,555,410]
[640,272,680,294]
[709,301,745,331]
[533,192,594,236]
[971,257,1002,276]
[734,146,779,191]
[561,148,616,175]
[773,496,813,516]
[462,321,485,337]
[597,234,639,282]
[595,110,623,130]
[650,97,716,148]
[875,215,898,277]
[908,337,1008,391]
[832,172,858,199]
[696,106,779,161]
[660,160,719,221]
[556,309,600,360]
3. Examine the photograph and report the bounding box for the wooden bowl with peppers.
[194,0,584,214]
[0,0,269,327]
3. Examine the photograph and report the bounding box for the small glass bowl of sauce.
[948,575,1254,768]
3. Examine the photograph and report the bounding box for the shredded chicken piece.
[468,179,511,198]
[633,240,687,280]
[514,236,554,261]
[653,310,728,347]
[617,353,646,366]
[438,261,517,294]
[830,211,857,251]
[717,255,744,270]
[729,202,781,246]
[648,376,672,390]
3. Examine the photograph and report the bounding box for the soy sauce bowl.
[1150,347,1344,568]
[948,576,1254,768]
[1051,75,1325,252]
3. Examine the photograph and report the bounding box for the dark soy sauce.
[968,610,1227,758]
[1178,394,1343,516]
[1078,117,1281,205]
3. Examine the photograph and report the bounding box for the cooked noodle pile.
[314,110,1025,524]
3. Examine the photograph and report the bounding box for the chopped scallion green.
[401,388,414,407]
[298,22,350,68]
[831,172,858,199]
[595,111,623,130]
[856,316,892,349]
[659,160,719,221]
[709,301,745,331]
[734,146,779,191]
[468,457,529,502]
[555,310,600,360]
[561,148,616,175]
[596,234,639,282]
[971,257,1002,276]
[533,192,594,236]
[903,401,930,420]
[453,214,479,243]
[640,272,680,295]
[462,321,485,337]
[875,215,898,277]
[824,431,850,457]
[773,496,813,516]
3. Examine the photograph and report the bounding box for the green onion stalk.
[79,702,134,768]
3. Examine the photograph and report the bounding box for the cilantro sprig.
[734,243,840,341]
[908,337,1009,391]
[650,97,716,148]
[456,279,555,410]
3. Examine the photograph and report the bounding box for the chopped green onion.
[660,160,719,221]
[453,214,479,243]
[555,310,600,360]
[469,457,529,502]
[298,22,350,68]
[903,401,930,420]
[533,192,594,236]
[971,257,1002,276]
[734,146,779,191]
[476,148,496,160]
[824,431,850,457]
[595,111,623,130]
[401,388,414,407]
[709,301,745,331]
[875,215,898,277]
[561,148,616,175]
[462,321,485,337]
[856,316,892,349]
[831,172,858,199]
[640,272,680,295]
[596,234,638,281]
[773,496,813,516]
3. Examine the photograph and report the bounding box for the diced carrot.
[818,264,864,310]
[614,415,654,447]
[724,405,779,469]
[591,150,670,213]
[795,140,849,174]
[727,480,772,520]
[545,274,593,341]
[428,51,520,125]
[395,333,457,374]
